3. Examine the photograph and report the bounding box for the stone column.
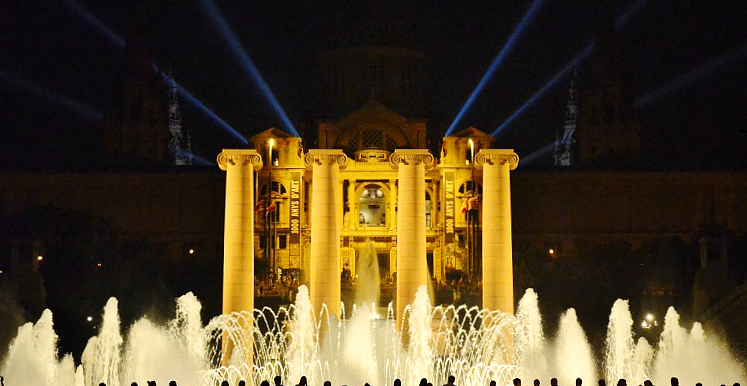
[475,149,518,313]
[217,149,262,365]
[218,149,263,315]
[390,149,434,327]
[305,149,349,319]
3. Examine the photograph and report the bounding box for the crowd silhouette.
[0,375,741,386]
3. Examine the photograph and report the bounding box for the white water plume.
[1,288,744,386]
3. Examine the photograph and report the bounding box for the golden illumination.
[548,249,554,255]
[189,248,195,255]
[36,255,44,261]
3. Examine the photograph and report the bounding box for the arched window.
[359,184,387,228]
[458,181,483,195]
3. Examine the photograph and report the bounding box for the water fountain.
[2,284,744,386]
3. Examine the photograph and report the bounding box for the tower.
[103,45,170,166]
[574,28,640,166]
[554,68,578,166]
[167,65,192,166]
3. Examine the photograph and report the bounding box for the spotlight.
[645,313,654,322]
[492,42,595,137]
[57,0,125,48]
[519,142,556,166]
[37,255,44,262]
[160,72,248,146]
[86,316,93,322]
[615,0,650,33]
[182,150,215,166]
[634,42,747,109]
[445,0,547,136]
[188,249,195,255]
[196,0,300,137]
[0,69,103,123]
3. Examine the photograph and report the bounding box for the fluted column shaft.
[305,149,348,319]
[218,149,262,366]
[476,149,518,314]
[218,150,263,315]
[391,149,434,327]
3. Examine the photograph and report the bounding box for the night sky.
[1,0,746,170]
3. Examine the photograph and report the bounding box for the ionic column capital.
[389,149,435,169]
[217,149,263,171]
[304,149,349,169]
[474,149,519,170]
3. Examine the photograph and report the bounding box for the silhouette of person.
[551,379,558,386]
[298,376,308,386]
[0,375,4,386]
[324,381,332,386]
[239,382,246,386]
[221,381,229,386]
[147,382,157,386]
[99,383,107,386]
[394,379,402,386]
[617,379,627,386]
[169,381,177,386]
[444,375,456,386]
[490,381,497,386]
[131,383,138,386]
[261,381,270,386]
[599,380,607,386]
[275,376,284,386]
[420,378,428,386]
[670,378,678,386]
[733,383,741,386]
[577,379,583,386]
[514,379,522,386]
[534,380,540,386]
[428,383,433,386]
[644,380,653,386]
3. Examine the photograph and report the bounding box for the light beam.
[445,0,547,137]
[160,72,248,146]
[492,42,595,137]
[634,41,747,109]
[615,0,650,33]
[196,0,300,137]
[519,142,555,166]
[54,0,244,145]
[182,149,215,166]
[0,68,102,123]
[57,0,125,48]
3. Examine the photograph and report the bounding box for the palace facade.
[249,103,497,285]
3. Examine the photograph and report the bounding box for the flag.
[467,196,480,211]
[254,200,266,214]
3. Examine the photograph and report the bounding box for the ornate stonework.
[474,149,519,170]
[217,149,263,171]
[304,149,349,169]
[389,149,435,169]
